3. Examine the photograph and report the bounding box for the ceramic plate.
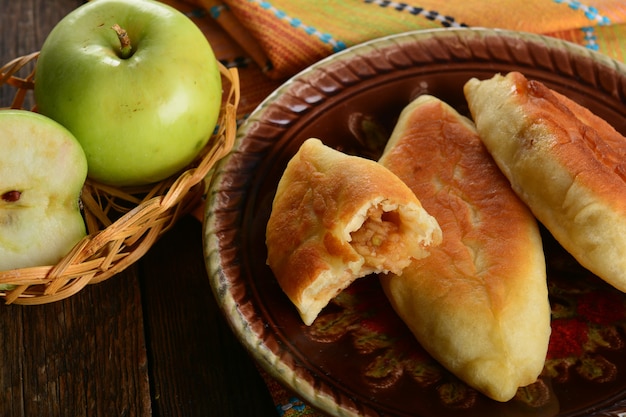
[204,28,626,417]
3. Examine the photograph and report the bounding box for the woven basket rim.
[0,52,240,304]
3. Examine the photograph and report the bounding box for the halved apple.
[0,110,87,272]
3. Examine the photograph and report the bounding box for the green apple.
[0,110,87,271]
[34,0,222,186]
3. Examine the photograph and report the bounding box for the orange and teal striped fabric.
[217,0,626,78]
[172,0,626,120]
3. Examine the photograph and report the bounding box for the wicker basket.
[0,52,240,304]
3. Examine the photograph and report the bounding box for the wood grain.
[141,216,276,416]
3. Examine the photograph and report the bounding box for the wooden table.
[0,1,278,415]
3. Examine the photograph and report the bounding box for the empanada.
[266,138,441,326]
[378,95,551,402]
[464,71,626,293]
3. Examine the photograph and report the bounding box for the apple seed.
[1,191,21,202]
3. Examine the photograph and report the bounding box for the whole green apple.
[0,110,87,272]
[34,0,222,186]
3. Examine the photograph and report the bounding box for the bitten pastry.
[464,72,626,293]
[378,95,551,402]
[266,138,441,326]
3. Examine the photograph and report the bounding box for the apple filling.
[350,205,405,272]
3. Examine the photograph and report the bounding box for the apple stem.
[112,24,133,59]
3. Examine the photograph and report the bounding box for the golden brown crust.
[266,138,441,326]
[378,95,550,402]
[464,72,626,292]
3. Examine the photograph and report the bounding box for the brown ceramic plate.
[204,28,626,417]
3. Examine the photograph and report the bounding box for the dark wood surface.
[0,1,277,415]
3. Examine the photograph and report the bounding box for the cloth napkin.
[172,0,626,415]
[170,0,626,124]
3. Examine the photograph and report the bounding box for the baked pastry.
[464,71,626,293]
[266,138,441,326]
[378,95,551,402]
